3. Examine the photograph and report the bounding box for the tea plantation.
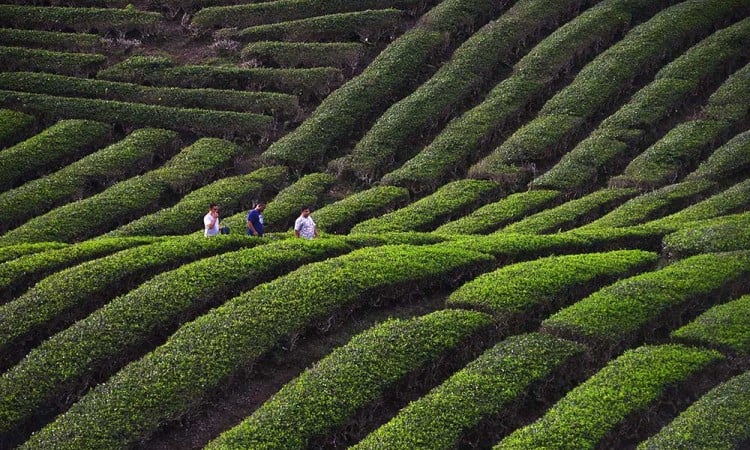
[1,0,749,448]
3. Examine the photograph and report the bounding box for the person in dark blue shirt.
[246,202,266,237]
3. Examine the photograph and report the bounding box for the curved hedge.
[0,237,350,438]
[97,55,343,99]
[0,4,161,34]
[0,235,260,360]
[351,179,499,234]
[381,0,666,190]
[354,333,583,450]
[0,72,300,117]
[686,129,750,182]
[0,108,33,149]
[0,119,110,191]
[435,190,561,235]
[0,46,106,77]
[662,212,750,258]
[501,188,637,234]
[111,166,288,237]
[531,17,750,192]
[0,138,241,244]
[0,242,68,264]
[0,28,99,53]
[643,178,750,232]
[0,90,274,139]
[638,369,750,449]
[312,185,409,234]
[192,0,427,30]
[672,294,750,354]
[242,41,367,69]
[343,0,586,183]
[468,0,749,185]
[0,128,179,232]
[496,344,723,449]
[21,243,494,449]
[0,237,160,302]
[262,0,506,170]
[581,180,715,229]
[447,250,658,320]
[206,309,493,449]
[226,9,404,42]
[542,251,750,348]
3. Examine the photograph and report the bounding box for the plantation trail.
[1,0,750,448]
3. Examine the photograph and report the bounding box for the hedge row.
[435,190,561,235]
[242,41,367,70]
[638,369,750,449]
[704,60,750,123]
[447,250,658,320]
[467,0,748,185]
[643,178,750,232]
[613,61,750,189]
[97,55,342,100]
[0,119,111,191]
[312,185,409,234]
[0,237,350,438]
[21,243,495,449]
[353,333,583,450]
[0,235,260,370]
[496,344,723,449]
[610,120,732,189]
[0,28,99,52]
[0,128,179,233]
[686,129,750,182]
[0,237,160,302]
[662,212,750,258]
[351,179,499,234]
[262,0,506,170]
[207,309,493,449]
[224,9,404,43]
[0,90,274,139]
[0,108,34,149]
[542,251,750,348]
[0,46,105,77]
[0,72,300,117]
[501,188,637,234]
[192,0,428,30]
[672,294,750,355]
[0,138,242,244]
[0,4,161,35]
[381,0,667,190]
[581,180,715,229]
[111,166,288,237]
[531,17,750,192]
[342,0,588,183]
[225,172,334,232]
[0,242,67,264]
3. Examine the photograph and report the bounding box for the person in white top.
[294,206,318,239]
[204,203,220,237]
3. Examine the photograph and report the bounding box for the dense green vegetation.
[2,0,748,447]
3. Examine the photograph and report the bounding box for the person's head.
[255,202,266,212]
[300,206,311,218]
[209,203,219,214]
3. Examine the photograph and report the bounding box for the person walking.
[204,203,230,236]
[246,202,266,237]
[204,203,221,237]
[294,206,318,239]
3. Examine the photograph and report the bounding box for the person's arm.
[294,217,302,238]
[205,215,217,231]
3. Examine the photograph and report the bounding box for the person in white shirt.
[294,206,318,239]
[204,203,220,237]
